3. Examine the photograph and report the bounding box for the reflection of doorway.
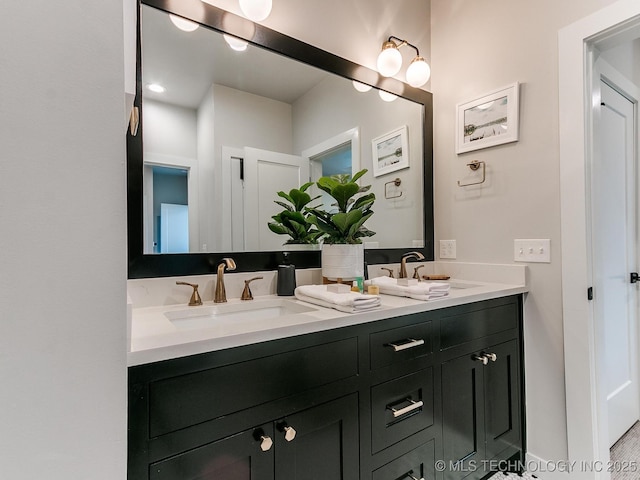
[303,127,361,211]
[152,166,188,253]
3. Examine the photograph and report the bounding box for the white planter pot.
[321,243,364,281]
[282,243,321,251]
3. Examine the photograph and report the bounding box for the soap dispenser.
[277,252,296,296]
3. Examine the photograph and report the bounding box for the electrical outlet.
[514,239,551,263]
[440,240,456,259]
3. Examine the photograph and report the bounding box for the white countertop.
[128,279,528,366]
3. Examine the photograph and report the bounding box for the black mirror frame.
[128,0,434,278]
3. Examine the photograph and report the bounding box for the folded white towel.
[295,285,381,313]
[365,277,450,301]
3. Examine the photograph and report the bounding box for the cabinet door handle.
[388,398,424,418]
[473,354,489,365]
[279,424,297,442]
[406,474,424,480]
[259,435,273,451]
[387,338,425,352]
[253,429,273,451]
[485,352,497,362]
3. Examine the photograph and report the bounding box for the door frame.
[559,1,640,477]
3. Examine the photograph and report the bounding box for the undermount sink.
[164,297,317,330]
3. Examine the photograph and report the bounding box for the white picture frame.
[371,125,409,177]
[455,82,520,154]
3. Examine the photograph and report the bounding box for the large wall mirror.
[128,0,434,278]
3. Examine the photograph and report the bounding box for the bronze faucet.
[176,281,203,306]
[399,251,425,278]
[214,258,237,303]
[241,277,264,300]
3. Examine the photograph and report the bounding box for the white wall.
[431,0,620,465]
[0,1,127,479]
[144,100,198,159]
[292,75,424,248]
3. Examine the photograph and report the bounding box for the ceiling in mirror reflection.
[142,6,329,108]
[140,4,425,255]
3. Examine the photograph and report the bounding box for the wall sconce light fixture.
[238,0,272,22]
[376,36,431,87]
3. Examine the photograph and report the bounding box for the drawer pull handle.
[389,398,424,418]
[387,338,425,352]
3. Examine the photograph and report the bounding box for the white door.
[594,79,639,447]
[243,147,309,251]
[160,203,189,253]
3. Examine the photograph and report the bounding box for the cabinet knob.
[259,435,273,451]
[485,352,497,362]
[473,354,489,365]
[278,424,297,442]
[253,428,273,451]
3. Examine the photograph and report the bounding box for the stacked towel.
[366,276,450,301]
[295,285,381,314]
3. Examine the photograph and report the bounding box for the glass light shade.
[223,34,249,52]
[239,0,272,21]
[352,80,372,93]
[169,14,199,32]
[406,56,431,87]
[376,42,402,77]
[378,90,398,102]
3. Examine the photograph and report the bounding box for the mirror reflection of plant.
[268,182,323,244]
[308,169,376,244]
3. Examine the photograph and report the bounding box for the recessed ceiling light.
[146,83,166,93]
[169,14,199,32]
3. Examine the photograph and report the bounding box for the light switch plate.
[514,239,551,263]
[440,240,456,259]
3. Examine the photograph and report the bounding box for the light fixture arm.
[386,36,421,57]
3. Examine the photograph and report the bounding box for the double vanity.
[127,270,527,480]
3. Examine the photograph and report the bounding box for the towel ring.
[457,160,486,187]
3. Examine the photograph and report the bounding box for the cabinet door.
[150,425,274,480]
[441,354,486,480]
[275,394,359,480]
[483,339,521,461]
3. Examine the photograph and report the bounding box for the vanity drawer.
[148,337,358,437]
[371,368,434,453]
[370,319,433,370]
[372,439,435,480]
[440,299,519,351]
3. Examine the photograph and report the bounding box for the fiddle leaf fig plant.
[308,169,376,244]
[268,182,322,245]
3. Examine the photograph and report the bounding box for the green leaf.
[329,183,360,212]
[351,169,367,183]
[289,189,312,211]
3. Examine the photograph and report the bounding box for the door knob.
[631,272,639,284]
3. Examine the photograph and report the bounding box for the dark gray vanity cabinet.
[128,295,524,480]
[440,300,523,480]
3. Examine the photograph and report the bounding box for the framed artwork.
[456,82,519,154]
[371,125,409,177]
